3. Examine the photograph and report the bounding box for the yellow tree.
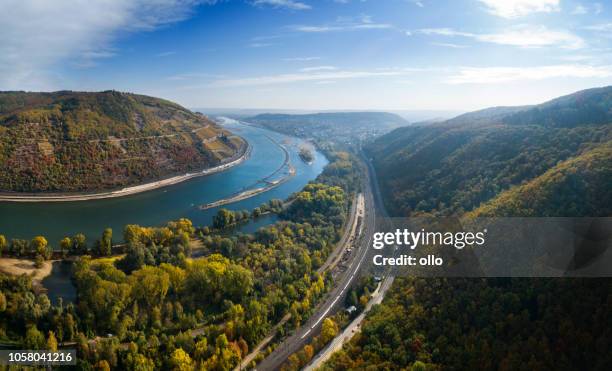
[320,318,339,345]
[46,331,58,352]
[171,348,193,371]
[31,236,48,259]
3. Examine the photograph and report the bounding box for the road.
[233,193,362,371]
[303,276,394,371]
[301,152,397,370]
[256,159,378,371]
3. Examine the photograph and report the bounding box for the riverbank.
[0,140,250,203]
[199,164,295,210]
[199,132,294,210]
[0,257,55,292]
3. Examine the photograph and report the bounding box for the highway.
[300,152,395,370]
[256,157,379,371]
[233,193,361,371]
[303,276,395,371]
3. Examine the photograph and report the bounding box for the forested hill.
[0,91,244,192]
[323,88,612,370]
[502,85,612,127]
[245,111,409,143]
[469,142,612,217]
[366,86,612,217]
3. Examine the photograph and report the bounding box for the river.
[0,121,327,243]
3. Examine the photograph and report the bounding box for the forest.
[0,91,243,192]
[324,86,612,370]
[367,86,612,217]
[0,148,360,370]
[321,278,612,370]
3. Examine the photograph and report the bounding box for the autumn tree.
[46,331,58,352]
[30,236,49,259]
[170,348,193,371]
[0,234,6,256]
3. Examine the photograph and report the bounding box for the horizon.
[2,0,612,111]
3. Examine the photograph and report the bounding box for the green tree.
[72,233,87,255]
[59,237,71,256]
[213,209,235,229]
[98,228,112,256]
[24,325,45,349]
[130,266,170,309]
[0,234,7,256]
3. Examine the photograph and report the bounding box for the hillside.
[0,91,245,193]
[323,87,612,371]
[469,142,612,217]
[367,86,612,216]
[246,112,409,143]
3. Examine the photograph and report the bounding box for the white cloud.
[416,25,584,49]
[209,69,414,87]
[300,66,337,72]
[283,56,322,61]
[477,0,560,18]
[571,2,604,15]
[447,64,612,84]
[294,25,341,32]
[418,28,472,37]
[585,23,612,32]
[431,42,469,48]
[572,4,588,15]
[0,0,211,89]
[253,0,311,10]
[477,25,584,49]
[292,15,392,33]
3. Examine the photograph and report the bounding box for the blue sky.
[1,0,612,111]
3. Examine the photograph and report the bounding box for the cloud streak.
[209,69,418,87]
[291,15,392,33]
[416,25,584,49]
[253,0,311,10]
[447,64,612,84]
[477,0,560,18]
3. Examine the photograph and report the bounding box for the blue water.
[0,122,327,244]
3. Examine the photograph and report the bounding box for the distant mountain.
[0,91,244,193]
[245,111,410,143]
[367,86,612,216]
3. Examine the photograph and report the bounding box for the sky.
[1,0,612,111]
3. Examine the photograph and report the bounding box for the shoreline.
[199,131,293,210]
[0,257,55,293]
[0,141,250,203]
[199,164,295,210]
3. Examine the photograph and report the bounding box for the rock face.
[0,91,245,192]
